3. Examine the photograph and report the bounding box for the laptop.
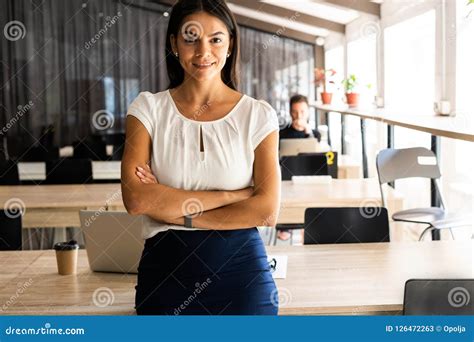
[79,210,144,274]
[279,138,320,157]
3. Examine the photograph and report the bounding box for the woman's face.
[171,11,233,83]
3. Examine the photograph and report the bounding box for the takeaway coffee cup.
[54,240,79,275]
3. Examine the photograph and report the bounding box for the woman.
[121,0,281,315]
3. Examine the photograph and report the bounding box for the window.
[384,10,436,212]
[324,46,345,152]
[345,32,377,170]
[384,10,435,114]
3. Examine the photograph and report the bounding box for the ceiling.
[227,0,381,42]
[152,0,382,43]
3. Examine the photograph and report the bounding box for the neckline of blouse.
[166,89,247,124]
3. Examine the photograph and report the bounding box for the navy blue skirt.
[135,228,278,315]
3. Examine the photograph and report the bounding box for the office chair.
[0,210,22,250]
[298,152,338,179]
[73,137,107,161]
[0,160,20,185]
[304,207,390,244]
[45,158,93,184]
[376,147,471,241]
[403,279,473,315]
[21,145,59,162]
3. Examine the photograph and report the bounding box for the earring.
[227,52,231,58]
[175,52,179,57]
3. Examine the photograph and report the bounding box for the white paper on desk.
[291,175,332,184]
[267,255,288,279]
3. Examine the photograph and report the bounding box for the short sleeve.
[127,92,155,137]
[251,100,279,149]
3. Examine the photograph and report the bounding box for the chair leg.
[419,226,435,241]
[40,228,44,250]
[290,231,294,245]
[273,229,278,246]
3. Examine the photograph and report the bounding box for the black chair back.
[280,154,329,181]
[404,279,474,315]
[0,160,20,185]
[0,210,22,250]
[45,158,93,184]
[73,138,107,160]
[298,152,338,178]
[304,207,390,244]
[21,146,59,162]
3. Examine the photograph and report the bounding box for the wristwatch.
[184,215,193,228]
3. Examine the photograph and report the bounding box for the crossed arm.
[121,116,281,229]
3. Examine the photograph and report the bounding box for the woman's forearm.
[163,193,280,230]
[123,181,252,221]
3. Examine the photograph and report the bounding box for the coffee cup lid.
[54,240,79,251]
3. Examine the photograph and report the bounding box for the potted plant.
[342,74,359,107]
[314,68,336,105]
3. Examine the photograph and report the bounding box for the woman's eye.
[184,39,197,44]
[211,38,222,43]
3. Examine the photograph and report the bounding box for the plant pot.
[321,92,333,105]
[346,93,359,107]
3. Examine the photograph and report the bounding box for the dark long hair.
[165,0,240,90]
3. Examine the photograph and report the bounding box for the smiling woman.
[120,0,281,316]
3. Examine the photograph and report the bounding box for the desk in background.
[0,179,404,229]
[0,240,471,315]
[18,161,121,182]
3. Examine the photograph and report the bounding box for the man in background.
[279,94,321,141]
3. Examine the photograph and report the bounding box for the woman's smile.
[192,61,216,69]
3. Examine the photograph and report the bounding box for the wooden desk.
[0,240,471,315]
[279,179,403,224]
[0,179,403,228]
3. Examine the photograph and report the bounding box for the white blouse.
[127,89,279,239]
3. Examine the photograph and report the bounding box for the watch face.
[185,215,192,228]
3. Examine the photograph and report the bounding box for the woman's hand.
[234,187,254,201]
[136,164,158,184]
